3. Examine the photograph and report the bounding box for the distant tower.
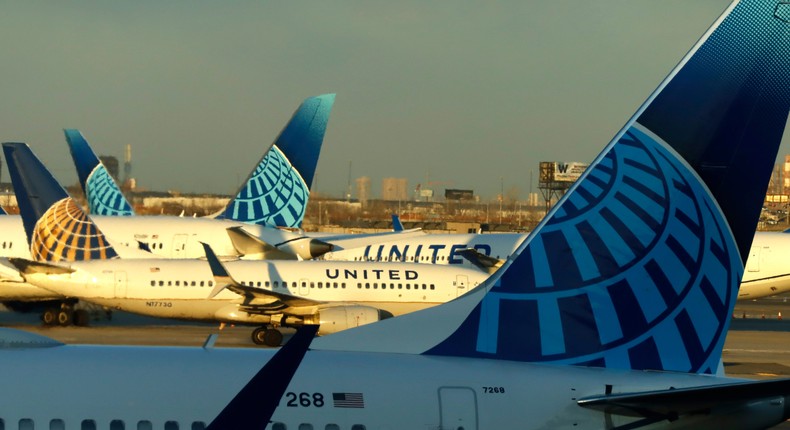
[355,176,370,207]
[123,144,132,184]
[382,177,408,201]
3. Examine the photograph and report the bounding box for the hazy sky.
[3,0,775,201]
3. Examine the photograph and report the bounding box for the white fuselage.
[0,214,276,302]
[0,343,783,430]
[321,232,527,265]
[25,259,488,323]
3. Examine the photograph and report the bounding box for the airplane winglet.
[391,214,404,232]
[206,324,319,430]
[201,242,235,299]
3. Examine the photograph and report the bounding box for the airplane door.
[299,278,309,296]
[455,275,469,297]
[747,246,761,272]
[172,234,189,258]
[114,272,128,298]
[438,387,478,430]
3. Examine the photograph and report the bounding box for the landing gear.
[252,326,284,347]
[57,310,72,326]
[40,302,91,327]
[42,308,58,326]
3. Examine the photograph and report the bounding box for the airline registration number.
[145,301,173,308]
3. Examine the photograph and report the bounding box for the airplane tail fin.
[64,129,135,216]
[217,94,335,228]
[315,0,790,375]
[3,142,119,262]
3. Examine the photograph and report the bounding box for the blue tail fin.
[217,94,335,227]
[391,214,404,232]
[64,129,135,217]
[315,0,790,375]
[3,142,118,262]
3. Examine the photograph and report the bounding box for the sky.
[2,0,777,201]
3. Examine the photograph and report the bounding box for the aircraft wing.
[577,378,790,419]
[202,242,324,311]
[315,228,425,251]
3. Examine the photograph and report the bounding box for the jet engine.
[307,305,393,335]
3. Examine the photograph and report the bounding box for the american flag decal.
[332,392,364,408]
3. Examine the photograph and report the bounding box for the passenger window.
[318,282,323,289]
[175,281,180,286]
[272,424,287,430]
[325,425,340,430]
[0,418,4,430]
[50,419,65,430]
[431,284,435,290]
[406,284,411,290]
[191,423,206,430]
[274,281,280,288]
[159,281,164,287]
[191,281,196,286]
[301,282,307,288]
[265,281,270,287]
[110,420,125,430]
[164,421,179,430]
[257,282,262,287]
[137,421,152,430]
[150,280,155,287]
[365,283,370,289]
[351,426,366,430]
[208,281,214,287]
[81,420,96,430]
[200,281,205,287]
[298,425,313,430]
[167,281,172,286]
[18,419,33,430]
[310,282,315,288]
[373,283,377,289]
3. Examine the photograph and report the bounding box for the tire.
[251,327,267,345]
[57,310,72,327]
[42,309,58,326]
[73,310,90,327]
[263,329,283,347]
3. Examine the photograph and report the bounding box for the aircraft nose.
[309,239,334,258]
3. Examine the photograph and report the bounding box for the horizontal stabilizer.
[456,248,504,274]
[226,226,296,260]
[577,378,790,418]
[6,258,74,276]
